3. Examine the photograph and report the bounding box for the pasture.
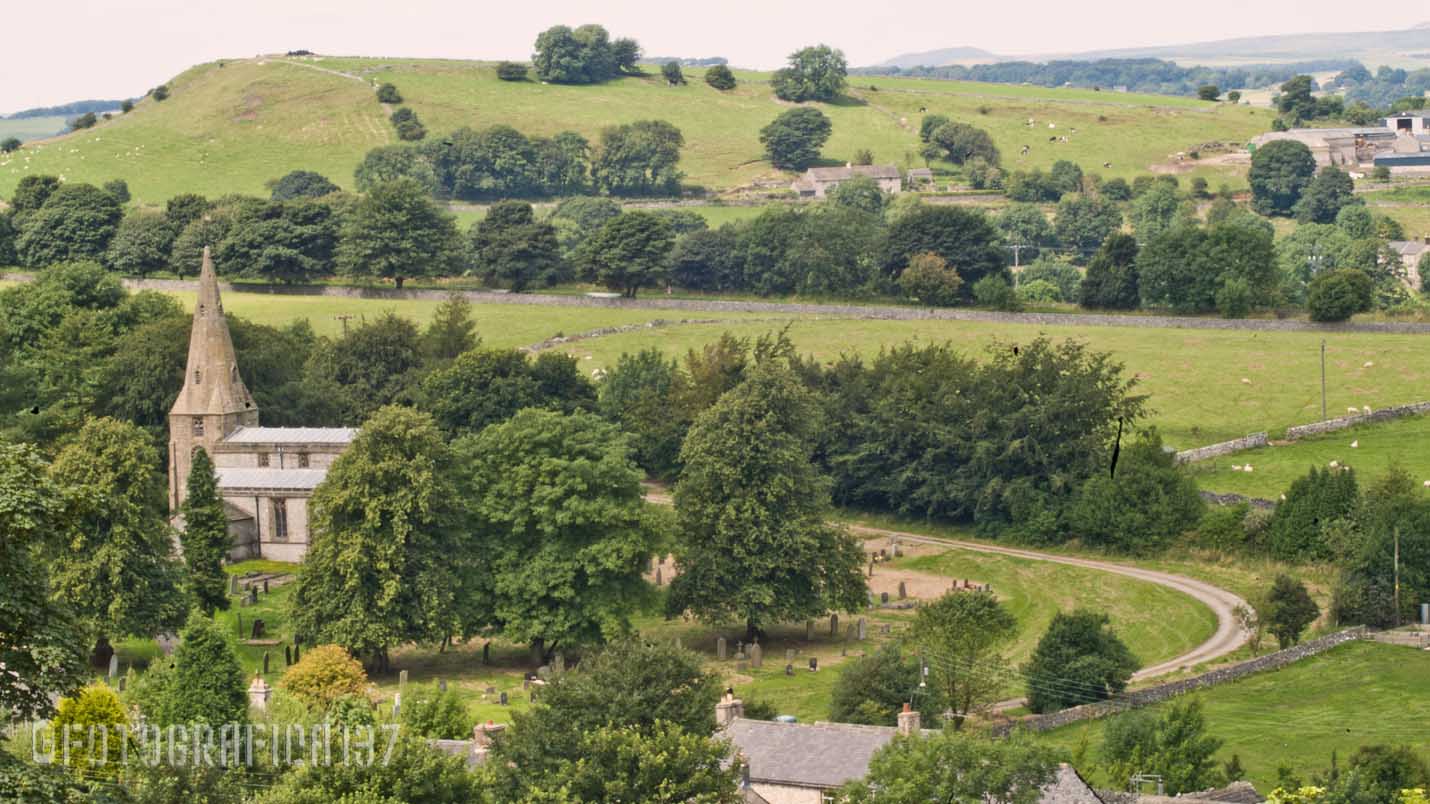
[0,56,1267,204]
[0,114,71,143]
[1038,641,1430,791]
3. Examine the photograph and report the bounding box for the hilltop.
[0,55,1267,205]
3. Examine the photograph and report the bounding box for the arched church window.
[194,369,202,384]
[192,417,205,437]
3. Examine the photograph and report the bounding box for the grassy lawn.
[1037,641,1430,791]
[1192,413,1430,498]
[552,316,1430,449]
[0,57,1267,204]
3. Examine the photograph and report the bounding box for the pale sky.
[3,0,1426,113]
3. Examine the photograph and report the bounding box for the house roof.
[215,467,328,492]
[726,719,1099,802]
[804,164,902,182]
[223,427,357,445]
[1386,110,1430,118]
[907,167,935,178]
[1390,240,1429,257]
[1131,781,1264,804]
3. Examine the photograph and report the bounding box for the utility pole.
[1394,527,1401,628]
[1320,339,1327,421]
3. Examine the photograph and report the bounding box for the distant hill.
[873,24,1430,70]
[873,46,1001,70]
[3,99,127,120]
[0,56,1266,204]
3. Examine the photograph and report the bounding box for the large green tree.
[468,200,565,292]
[453,409,659,660]
[1102,700,1223,795]
[289,406,465,670]
[1054,193,1123,257]
[258,734,480,804]
[1022,609,1139,713]
[830,643,948,727]
[884,205,1008,294]
[217,199,339,284]
[928,121,1000,165]
[840,730,1061,804]
[1265,574,1319,649]
[771,44,848,102]
[269,170,339,201]
[579,210,674,297]
[759,107,833,171]
[669,363,867,639]
[180,447,230,615]
[1078,232,1139,309]
[908,589,1016,730]
[1295,166,1358,224]
[1249,139,1316,216]
[48,417,187,661]
[16,183,124,267]
[143,610,247,729]
[0,443,88,719]
[420,347,594,437]
[105,210,177,277]
[591,120,685,196]
[336,178,462,287]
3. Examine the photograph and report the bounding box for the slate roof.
[215,467,328,492]
[224,426,357,445]
[1390,240,1429,257]
[725,719,897,789]
[1180,782,1265,803]
[803,164,902,182]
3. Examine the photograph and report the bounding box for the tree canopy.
[760,107,833,171]
[771,44,848,102]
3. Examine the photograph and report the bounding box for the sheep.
[1348,407,1359,415]
[1423,480,1430,488]
[1232,465,1243,472]
[1329,460,1340,468]
[1363,361,1374,368]
[1362,405,1372,415]
[1240,378,1252,385]
[1350,440,1359,448]
[1244,465,1254,472]
[1103,161,1112,168]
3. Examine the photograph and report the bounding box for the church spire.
[170,247,256,418]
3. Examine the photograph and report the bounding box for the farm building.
[791,164,904,198]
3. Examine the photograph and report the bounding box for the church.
[168,248,354,562]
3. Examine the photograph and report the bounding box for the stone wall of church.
[212,446,344,471]
[222,493,312,563]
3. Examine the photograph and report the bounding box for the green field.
[1193,414,1430,498]
[0,56,1268,204]
[1038,641,1430,791]
[0,115,70,143]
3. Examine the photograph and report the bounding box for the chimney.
[715,689,744,728]
[897,702,920,736]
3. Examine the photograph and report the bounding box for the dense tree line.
[531,24,642,84]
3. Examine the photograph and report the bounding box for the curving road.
[849,524,1250,681]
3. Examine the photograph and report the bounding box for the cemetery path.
[851,526,1250,686]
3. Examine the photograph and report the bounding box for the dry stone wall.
[1174,433,1268,464]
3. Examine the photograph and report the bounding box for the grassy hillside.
[1039,641,1430,791]
[0,55,1268,204]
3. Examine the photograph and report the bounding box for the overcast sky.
[3,0,1425,112]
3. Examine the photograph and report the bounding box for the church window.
[273,499,288,541]
[193,369,202,384]
[192,417,205,437]
[297,453,310,468]
[257,453,270,468]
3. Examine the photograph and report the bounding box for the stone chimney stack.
[897,702,920,736]
[715,689,744,728]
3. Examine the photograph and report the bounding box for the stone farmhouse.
[1249,110,1430,174]
[168,248,353,562]
[791,164,905,198]
[1389,236,1428,289]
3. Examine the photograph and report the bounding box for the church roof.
[169,247,257,418]
[224,427,358,445]
[216,468,328,492]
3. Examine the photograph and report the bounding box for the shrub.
[1197,503,1250,552]
[0,137,20,153]
[1023,610,1138,712]
[1101,177,1132,201]
[1215,276,1253,319]
[830,644,944,726]
[1370,165,1391,182]
[1068,431,1204,554]
[120,99,134,113]
[1266,574,1319,649]
[496,61,528,81]
[1015,278,1062,304]
[50,683,128,771]
[279,644,370,710]
[1018,259,1081,301]
[973,275,1021,310]
[661,61,686,85]
[142,612,249,730]
[376,83,402,103]
[401,685,470,739]
[899,252,962,306]
[151,84,170,101]
[102,179,131,204]
[1267,465,1359,561]
[270,169,339,201]
[704,64,736,90]
[1307,268,1374,322]
[390,107,426,141]
[69,112,98,130]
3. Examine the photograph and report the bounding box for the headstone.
[248,676,272,712]
[734,641,745,660]
[117,676,126,692]
[530,691,538,703]
[392,694,400,719]
[898,581,907,599]
[262,579,269,594]
[229,575,240,595]
[523,678,530,690]
[829,614,839,637]
[749,641,762,669]
[655,567,662,586]
[868,556,875,577]
[237,614,244,637]
[881,592,889,604]
[857,618,867,641]
[717,637,727,660]
[284,645,292,666]
[399,670,408,693]
[292,640,300,663]
[880,548,888,559]
[784,664,793,676]
[107,654,119,679]
[537,665,552,680]
[248,587,258,605]
[805,620,813,641]
[736,661,748,672]
[483,642,491,665]
[785,648,795,661]
[881,624,892,635]
[808,657,818,672]
[262,651,270,675]
[251,619,265,639]
[554,653,565,673]
[499,692,508,706]
[439,678,447,693]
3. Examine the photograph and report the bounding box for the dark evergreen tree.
[1023,609,1139,712]
[180,447,230,615]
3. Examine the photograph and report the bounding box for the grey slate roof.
[1390,240,1429,257]
[224,426,357,445]
[1042,765,1105,804]
[804,164,902,182]
[725,719,896,788]
[216,467,328,492]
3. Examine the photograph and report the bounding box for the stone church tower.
[168,247,258,511]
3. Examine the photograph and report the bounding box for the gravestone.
[523,678,530,690]
[749,641,762,669]
[898,581,907,599]
[784,664,793,676]
[805,620,813,642]
[483,642,491,665]
[284,645,292,666]
[251,619,265,639]
[808,657,818,672]
[554,654,565,673]
[499,692,509,706]
[117,676,126,692]
[262,651,270,675]
[736,661,748,672]
[530,691,538,703]
[439,678,447,693]
[229,575,240,595]
[881,624,891,635]
[734,641,745,660]
[262,579,269,594]
[248,587,259,605]
[392,693,401,719]
[829,614,838,637]
[107,654,118,679]
[880,592,889,604]
[857,618,866,640]
[785,648,794,661]
[655,567,662,586]
[717,637,727,660]
[292,640,300,663]
[399,670,408,694]
[868,556,875,577]
[237,614,244,637]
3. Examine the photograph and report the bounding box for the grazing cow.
[1103,161,1112,168]
[1020,145,1030,156]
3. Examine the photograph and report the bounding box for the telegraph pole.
[1320,340,1327,420]
[1394,527,1401,628]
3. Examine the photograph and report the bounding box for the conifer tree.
[181,447,230,615]
[146,611,248,729]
